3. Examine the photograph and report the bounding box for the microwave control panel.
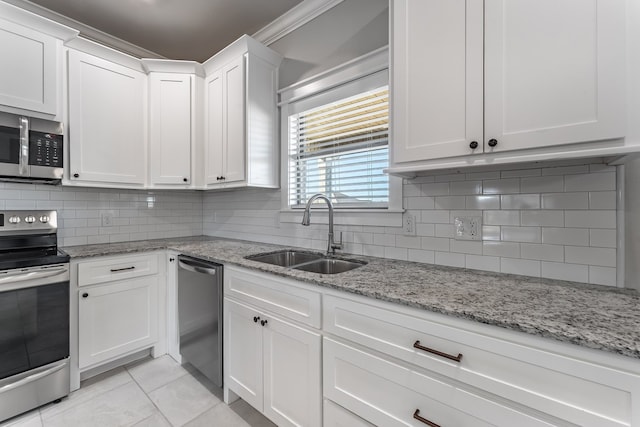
[29,131,63,167]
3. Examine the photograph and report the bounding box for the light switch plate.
[454,216,482,240]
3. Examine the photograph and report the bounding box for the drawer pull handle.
[110,266,136,273]
[413,340,462,363]
[413,409,440,427]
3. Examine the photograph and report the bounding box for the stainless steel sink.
[292,258,366,274]
[245,250,366,274]
[245,250,323,267]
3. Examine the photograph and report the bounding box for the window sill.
[279,209,404,227]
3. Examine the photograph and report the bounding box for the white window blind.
[288,85,389,208]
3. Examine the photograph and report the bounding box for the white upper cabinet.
[0,2,77,119]
[143,59,204,188]
[203,35,282,189]
[67,48,147,187]
[390,0,627,173]
[149,73,192,186]
[483,0,625,153]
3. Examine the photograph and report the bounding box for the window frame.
[278,46,403,227]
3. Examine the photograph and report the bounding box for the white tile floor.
[1,356,276,427]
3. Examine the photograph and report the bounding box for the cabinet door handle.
[469,141,478,149]
[110,266,136,273]
[82,293,89,298]
[183,177,188,182]
[413,409,440,427]
[253,316,260,323]
[260,319,268,326]
[73,173,79,178]
[413,340,462,363]
[487,138,498,147]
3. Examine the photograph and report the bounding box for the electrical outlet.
[101,212,113,227]
[403,214,416,236]
[454,216,482,240]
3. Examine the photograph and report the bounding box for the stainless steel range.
[0,210,70,422]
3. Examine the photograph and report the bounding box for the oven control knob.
[25,215,36,224]
[39,215,50,223]
[8,216,20,224]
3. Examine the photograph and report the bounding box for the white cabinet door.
[484,0,626,152]
[222,56,246,184]
[149,73,192,186]
[68,50,146,186]
[78,276,158,369]
[204,69,225,185]
[225,298,264,411]
[205,57,246,186]
[263,315,321,427]
[391,0,483,163]
[0,18,58,116]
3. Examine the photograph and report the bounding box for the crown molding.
[2,0,165,59]
[252,0,344,46]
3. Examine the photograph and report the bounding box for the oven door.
[0,265,69,380]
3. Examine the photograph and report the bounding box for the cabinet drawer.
[224,266,321,328]
[324,338,551,427]
[78,253,159,286]
[324,399,374,427]
[324,295,634,427]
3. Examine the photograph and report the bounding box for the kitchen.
[1,0,640,426]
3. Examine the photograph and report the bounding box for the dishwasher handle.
[178,258,218,276]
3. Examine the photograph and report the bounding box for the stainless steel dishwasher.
[177,255,223,387]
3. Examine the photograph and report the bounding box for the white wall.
[625,157,640,290]
[0,182,203,246]
[269,0,388,88]
[204,160,619,287]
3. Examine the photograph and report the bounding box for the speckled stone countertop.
[63,236,640,359]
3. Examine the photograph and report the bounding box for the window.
[287,80,389,209]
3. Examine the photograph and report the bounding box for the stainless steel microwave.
[0,113,63,184]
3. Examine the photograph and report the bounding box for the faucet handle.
[332,232,343,251]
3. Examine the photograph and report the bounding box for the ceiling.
[20,0,304,62]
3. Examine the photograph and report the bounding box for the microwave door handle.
[19,116,29,176]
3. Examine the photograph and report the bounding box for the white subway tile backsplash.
[434,196,466,210]
[435,251,465,267]
[590,229,617,248]
[407,197,435,210]
[421,237,450,251]
[589,191,616,210]
[421,210,451,224]
[450,181,482,195]
[384,246,408,261]
[501,169,541,178]
[521,243,564,262]
[435,224,454,238]
[541,164,589,176]
[501,194,540,210]
[589,266,617,286]
[500,258,541,277]
[565,211,616,229]
[408,249,435,264]
[465,195,500,210]
[422,183,450,196]
[483,241,520,258]
[541,228,589,246]
[450,239,483,255]
[481,226,501,241]
[565,246,616,267]
[373,233,396,246]
[541,262,589,283]
[565,172,616,192]
[501,226,541,243]
[483,210,520,226]
[466,171,500,180]
[395,235,422,249]
[466,255,500,272]
[541,192,589,210]
[483,179,520,194]
[520,210,564,227]
[521,176,564,193]
[435,173,466,182]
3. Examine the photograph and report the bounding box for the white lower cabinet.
[72,252,164,387]
[322,293,640,427]
[323,399,374,427]
[224,266,322,427]
[78,275,158,369]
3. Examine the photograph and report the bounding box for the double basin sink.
[245,250,366,274]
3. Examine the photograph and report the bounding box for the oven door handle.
[0,360,67,393]
[0,267,69,288]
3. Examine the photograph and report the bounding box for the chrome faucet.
[301,193,343,255]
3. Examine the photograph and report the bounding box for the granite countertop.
[63,236,640,359]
